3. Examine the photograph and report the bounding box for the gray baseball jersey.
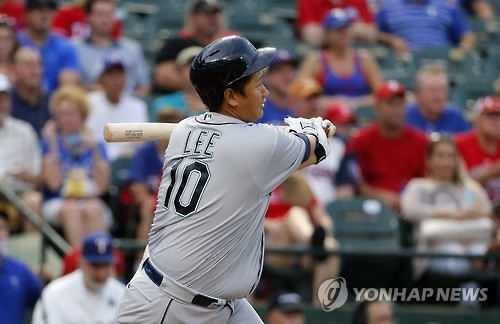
[147,112,307,299]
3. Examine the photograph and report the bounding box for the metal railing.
[0,183,71,257]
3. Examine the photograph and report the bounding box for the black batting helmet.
[190,35,276,111]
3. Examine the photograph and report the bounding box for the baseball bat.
[103,122,335,142]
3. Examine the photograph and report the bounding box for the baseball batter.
[117,35,333,323]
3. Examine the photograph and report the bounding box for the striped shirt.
[377,0,469,50]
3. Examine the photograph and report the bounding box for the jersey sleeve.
[244,125,307,195]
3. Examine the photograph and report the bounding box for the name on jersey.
[183,130,221,158]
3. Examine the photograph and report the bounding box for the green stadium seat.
[326,198,400,249]
[410,48,482,85]
[326,198,409,291]
[450,76,497,112]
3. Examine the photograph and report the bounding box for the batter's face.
[234,71,269,123]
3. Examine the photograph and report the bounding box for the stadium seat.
[354,105,376,127]
[451,76,497,112]
[325,198,409,291]
[409,48,482,85]
[326,198,401,250]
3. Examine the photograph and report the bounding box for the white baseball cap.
[0,73,11,92]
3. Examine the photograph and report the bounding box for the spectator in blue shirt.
[0,204,42,324]
[258,49,298,125]
[377,0,476,53]
[17,0,80,94]
[406,65,471,135]
[10,46,51,138]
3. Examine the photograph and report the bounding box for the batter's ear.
[223,88,239,109]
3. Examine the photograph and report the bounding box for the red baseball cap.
[474,96,500,115]
[324,101,356,124]
[375,80,406,101]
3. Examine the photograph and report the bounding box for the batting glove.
[312,117,331,164]
[283,116,319,137]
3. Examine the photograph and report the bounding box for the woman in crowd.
[401,136,494,281]
[298,7,382,111]
[41,85,111,247]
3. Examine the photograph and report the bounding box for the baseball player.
[117,35,333,323]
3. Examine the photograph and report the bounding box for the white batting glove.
[312,117,331,164]
[283,116,319,137]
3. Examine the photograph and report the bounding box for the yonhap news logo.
[318,277,488,311]
[353,287,488,303]
[317,277,349,311]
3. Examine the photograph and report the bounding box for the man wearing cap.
[345,80,428,212]
[17,0,81,94]
[151,46,205,120]
[31,232,125,324]
[72,0,150,96]
[455,96,500,207]
[257,49,298,125]
[266,291,305,324]
[85,55,148,162]
[153,0,237,94]
[0,204,42,324]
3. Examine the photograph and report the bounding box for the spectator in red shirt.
[346,80,428,212]
[455,96,500,206]
[51,0,122,39]
[0,0,24,29]
[297,0,377,47]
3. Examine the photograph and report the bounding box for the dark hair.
[352,300,369,324]
[0,204,9,222]
[84,0,110,15]
[208,74,252,113]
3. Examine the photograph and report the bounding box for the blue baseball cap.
[100,55,125,75]
[323,7,358,30]
[268,291,303,313]
[82,232,115,264]
[268,49,298,71]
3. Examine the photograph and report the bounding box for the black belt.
[143,259,222,309]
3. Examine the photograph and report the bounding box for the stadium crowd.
[1,0,500,323]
